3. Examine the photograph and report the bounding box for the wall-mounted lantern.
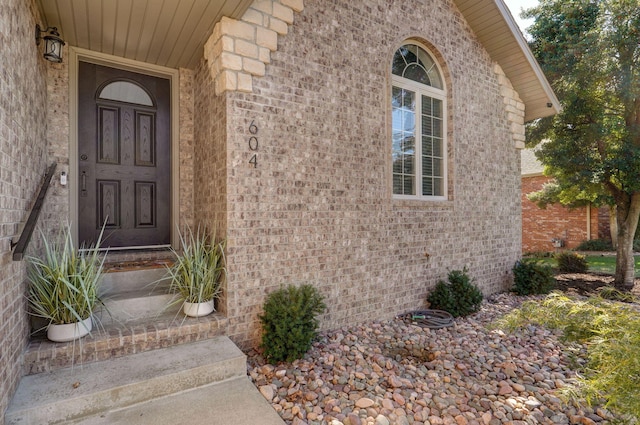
[35,25,65,63]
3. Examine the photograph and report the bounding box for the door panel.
[78,62,170,248]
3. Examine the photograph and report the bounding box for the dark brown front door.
[78,62,171,248]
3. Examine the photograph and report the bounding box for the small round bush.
[427,268,483,317]
[512,259,554,295]
[259,284,326,363]
[556,252,589,273]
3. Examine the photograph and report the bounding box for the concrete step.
[98,268,176,325]
[6,336,275,425]
[100,268,169,294]
[67,377,285,425]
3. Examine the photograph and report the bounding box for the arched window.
[391,43,446,199]
[98,81,154,106]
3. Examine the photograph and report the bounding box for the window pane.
[422,178,433,196]
[402,89,415,110]
[433,158,442,176]
[422,157,433,176]
[433,138,443,157]
[391,44,443,89]
[392,86,402,108]
[404,176,415,195]
[422,97,432,116]
[404,153,415,174]
[393,175,403,194]
[392,130,402,152]
[392,51,406,77]
[422,116,432,136]
[433,178,443,196]
[433,117,442,138]
[404,64,430,85]
[422,136,432,156]
[99,81,153,106]
[403,135,415,156]
[402,111,415,133]
[393,156,403,174]
[432,99,443,118]
[427,69,443,90]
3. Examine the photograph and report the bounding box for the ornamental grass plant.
[27,224,106,329]
[495,292,640,420]
[167,226,226,306]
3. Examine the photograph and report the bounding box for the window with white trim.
[391,43,447,199]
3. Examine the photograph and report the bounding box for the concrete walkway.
[6,336,285,425]
[70,376,285,425]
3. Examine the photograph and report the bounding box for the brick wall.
[598,206,612,241]
[195,0,524,347]
[522,175,601,252]
[0,0,51,421]
[193,61,229,315]
[179,68,196,230]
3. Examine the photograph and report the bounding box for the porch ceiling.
[36,0,559,122]
[35,0,254,70]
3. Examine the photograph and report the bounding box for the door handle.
[81,171,88,197]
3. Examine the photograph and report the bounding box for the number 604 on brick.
[248,120,258,168]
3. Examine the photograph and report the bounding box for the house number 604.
[248,120,258,168]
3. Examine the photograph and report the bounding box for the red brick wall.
[522,175,601,252]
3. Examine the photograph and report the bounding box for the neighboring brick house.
[2,0,559,418]
[521,148,609,253]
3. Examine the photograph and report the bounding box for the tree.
[524,0,640,289]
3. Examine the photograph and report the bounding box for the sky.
[502,0,539,34]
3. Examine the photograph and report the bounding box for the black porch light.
[35,24,65,63]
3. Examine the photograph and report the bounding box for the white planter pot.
[47,317,92,342]
[183,300,215,317]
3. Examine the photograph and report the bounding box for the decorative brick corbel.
[204,0,304,95]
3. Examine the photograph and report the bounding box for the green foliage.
[259,284,326,363]
[512,259,555,296]
[556,252,589,273]
[27,224,105,326]
[598,286,637,303]
[575,239,614,252]
[524,0,640,286]
[167,226,226,304]
[427,268,483,318]
[495,292,640,418]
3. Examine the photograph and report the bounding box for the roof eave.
[455,0,561,122]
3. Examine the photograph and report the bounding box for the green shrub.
[259,284,326,363]
[556,252,589,273]
[575,239,614,252]
[427,268,483,318]
[512,259,555,295]
[634,239,640,252]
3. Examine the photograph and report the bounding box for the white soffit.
[37,0,560,121]
[35,0,254,69]
[454,0,561,122]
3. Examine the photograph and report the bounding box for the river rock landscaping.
[247,292,625,425]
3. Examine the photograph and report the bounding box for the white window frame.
[391,45,447,201]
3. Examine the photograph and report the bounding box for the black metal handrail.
[11,163,57,261]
